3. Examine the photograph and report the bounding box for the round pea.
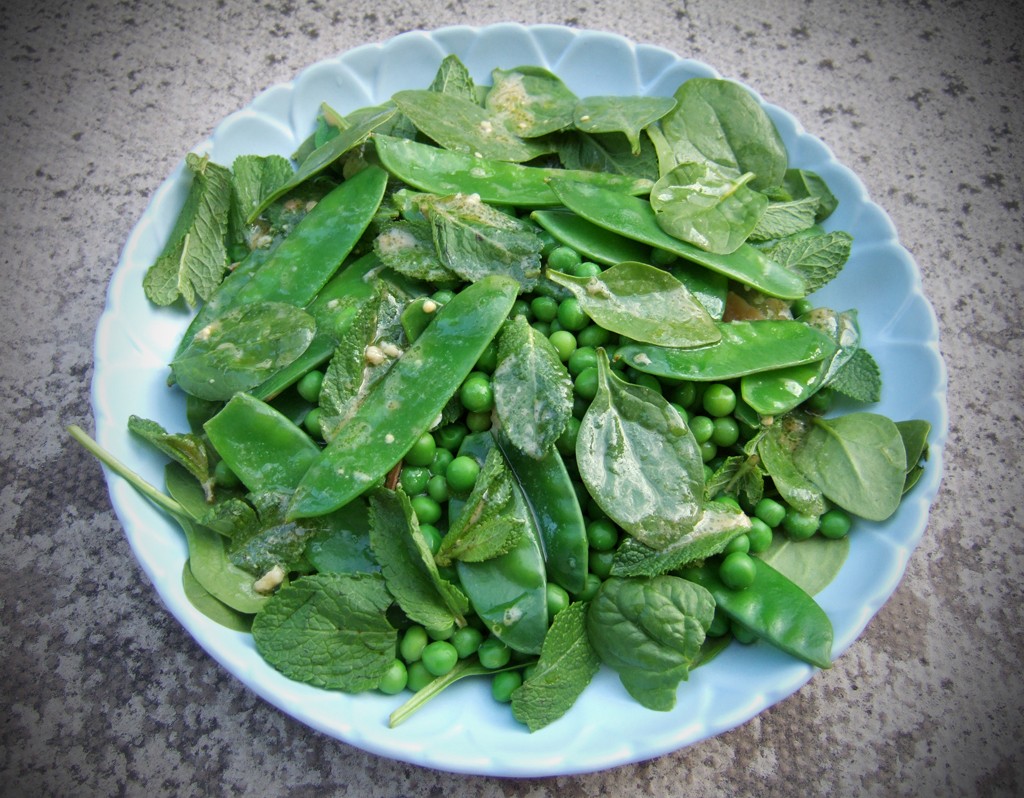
[819,508,853,539]
[723,532,751,555]
[791,297,814,316]
[451,626,484,659]
[670,381,697,409]
[588,548,615,580]
[573,260,602,278]
[567,345,597,376]
[546,583,570,620]
[405,661,434,691]
[574,366,600,401]
[446,455,481,493]
[782,509,820,540]
[700,440,718,462]
[214,459,241,489]
[405,432,437,467]
[702,383,737,417]
[296,369,324,403]
[631,372,663,394]
[547,245,581,272]
[510,298,532,319]
[432,288,456,304]
[410,495,442,525]
[731,621,759,645]
[530,295,559,323]
[711,416,740,447]
[430,448,454,476]
[490,670,523,703]
[556,416,581,456]
[475,341,498,373]
[460,373,494,413]
[303,407,323,439]
[574,572,602,602]
[434,422,468,452]
[707,611,730,638]
[720,551,757,590]
[689,415,714,444]
[577,323,612,349]
[465,410,491,432]
[421,641,459,677]
[477,637,512,669]
[378,659,408,695]
[804,387,833,415]
[548,329,577,361]
[754,497,787,528]
[586,518,619,552]
[399,626,429,663]
[399,465,430,495]
[419,523,443,556]
[426,473,450,504]
[557,297,589,331]
[746,517,774,553]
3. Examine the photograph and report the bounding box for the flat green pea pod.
[549,179,806,300]
[204,393,321,494]
[450,432,549,655]
[373,134,653,207]
[530,209,650,266]
[617,320,837,382]
[494,428,588,594]
[681,558,833,670]
[287,275,520,519]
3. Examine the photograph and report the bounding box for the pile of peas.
[289,238,854,701]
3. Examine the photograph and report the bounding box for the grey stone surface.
[1,0,1021,795]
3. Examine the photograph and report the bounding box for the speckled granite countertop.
[2,0,1021,795]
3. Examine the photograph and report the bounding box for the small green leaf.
[128,415,215,501]
[181,562,254,632]
[251,572,397,691]
[758,534,850,596]
[229,154,294,242]
[485,66,578,138]
[783,168,838,222]
[548,261,720,348]
[511,602,600,731]
[492,316,573,458]
[757,415,828,517]
[705,454,765,507]
[574,95,676,154]
[764,230,852,294]
[374,220,458,283]
[749,197,820,242]
[827,346,882,403]
[428,54,477,100]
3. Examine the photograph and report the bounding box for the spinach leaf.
[897,419,931,493]
[181,562,253,632]
[783,168,838,222]
[170,301,316,401]
[128,415,216,502]
[369,488,469,632]
[251,572,397,691]
[556,131,659,181]
[303,498,380,575]
[229,154,294,246]
[756,414,828,517]
[792,412,908,521]
[485,66,578,138]
[573,95,676,154]
[226,490,323,576]
[758,534,850,596]
[492,315,573,458]
[660,77,789,191]
[586,576,715,711]
[511,602,601,731]
[548,261,720,348]
[143,152,233,306]
[651,161,768,254]
[575,351,705,549]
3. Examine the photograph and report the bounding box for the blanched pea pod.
[549,179,807,300]
[616,320,837,382]
[372,134,654,207]
[287,275,520,520]
[682,558,833,670]
[530,209,650,266]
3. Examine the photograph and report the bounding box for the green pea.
[731,621,759,645]
[782,509,819,540]
[711,416,740,447]
[530,295,559,323]
[574,366,600,401]
[411,495,442,525]
[460,372,494,413]
[435,422,468,452]
[631,372,663,395]
[399,465,430,495]
[588,548,615,580]
[573,572,602,602]
[689,415,714,444]
[432,288,456,304]
[548,329,577,361]
[723,532,750,555]
[446,455,481,493]
[419,523,443,555]
[567,345,597,377]
[547,245,582,272]
[670,380,697,409]
[477,637,512,669]
[790,297,814,317]
[302,407,323,439]
[465,411,491,432]
[490,670,523,703]
[700,440,718,462]
[651,247,678,266]
[426,474,450,504]
[531,321,551,337]
[573,261,602,278]
[399,625,429,663]
[213,459,241,489]
[586,518,619,552]
[296,369,325,403]
[451,626,484,659]
[510,298,532,319]
[557,297,589,331]
[405,660,434,692]
[803,386,833,415]
[429,448,454,476]
[754,497,787,528]
[556,415,581,457]
[421,640,459,677]
[546,583,571,620]
[576,323,612,349]
[405,432,437,467]
[747,517,774,552]
[378,659,408,695]
[475,341,498,373]
[707,610,730,638]
[819,508,852,539]
[719,551,757,590]
[703,383,737,417]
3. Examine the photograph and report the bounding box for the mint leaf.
[827,346,882,403]
[436,447,525,566]
[783,168,838,222]
[230,154,294,239]
[251,572,396,691]
[143,152,233,306]
[128,415,216,501]
[705,454,765,507]
[428,54,477,101]
[485,66,578,138]
[765,230,852,294]
[374,220,459,283]
[369,488,469,632]
[748,197,820,242]
[227,491,323,576]
[492,315,573,459]
[511,602,600,731]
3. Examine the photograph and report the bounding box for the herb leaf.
[573,95,676,154]
[827,346,882,403]
[492,315,573,458]
[748,197,820,242]
[128,415,215,502]
[511,602,601,731]
[485,66,578,138]
[764,230,852,294]
[251,572,397,691]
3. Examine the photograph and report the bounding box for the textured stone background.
[2,0,1021,795]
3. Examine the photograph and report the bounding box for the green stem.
[67,424,187,519]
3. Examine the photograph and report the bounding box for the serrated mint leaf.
[783,168,838,222]
[827,346,882,403]
[428,54,477,101]
[228,491,321,576]
[705,454,765,507]
[230,154,294,241]
[369,488,468,632]
[143,152,233,306]
[511,602,600,732]
[128,415,215,501]
[374,220,459,283]
[251,572,396,691]
[436,447,525,566]
[748,197,820,242]
[492,315,573,458]
[765,230,852,294]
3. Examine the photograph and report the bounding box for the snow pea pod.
[287,275,520,520]
[450,432,549,655]
[549,179,807,300]
[530,209,650,266]
[373,134,653,207]
[682,558,833,670]
[617,320,837,381]
[204,392,321,495]
[494,428,588,594]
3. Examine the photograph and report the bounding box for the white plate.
[92,23,948,777]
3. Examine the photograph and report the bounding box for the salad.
[72,52,931,734]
